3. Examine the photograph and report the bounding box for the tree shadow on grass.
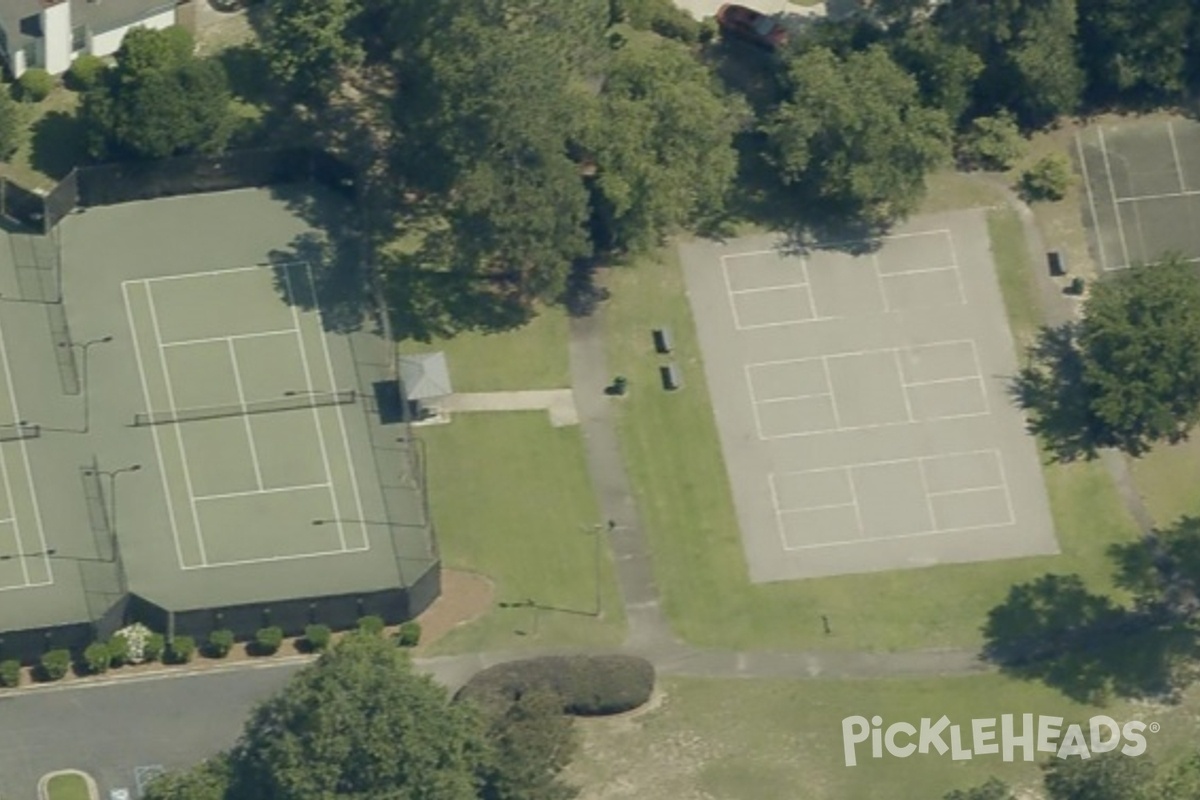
[29,110,88,179]
[982,572,1196,704]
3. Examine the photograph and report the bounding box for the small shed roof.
[399,352,453,400]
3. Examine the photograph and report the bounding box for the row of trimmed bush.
[0,617,422,688]
[454,654,655,717]
[8,56,107,104]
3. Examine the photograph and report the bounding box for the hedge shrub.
[611,0,701,43]
[304,623,331,652]
[39,649,71,681]
[0,659,20,688]
[1021,154,1071,202]
[17,68,53,102]
[253,626,283,655]
[357,615,385,636]
[106,635,129,668]
[166,635,195,664]
[83,642,111,674]
[207,629,235,658]
[455,654,655,717]
[395,621,421,647]
[65,54,106,91]
[144,632,166,663]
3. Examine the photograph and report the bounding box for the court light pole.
[83,464,141,558]
[59,335,112,432]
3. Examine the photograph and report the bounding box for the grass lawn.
[603,207,1138,651]
[421,412,625,654]
[0,87,85,189]
[1128,439,1200,526]
[569,675,1199,800]
[44,773,90,800]
[399,305,570,392]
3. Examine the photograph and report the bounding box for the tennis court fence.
[133,390,356,426]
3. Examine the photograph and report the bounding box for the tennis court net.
[133,390,356,426]
[0,423,39,442]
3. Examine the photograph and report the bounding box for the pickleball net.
[0,423,40,442]
[132,390,356,426]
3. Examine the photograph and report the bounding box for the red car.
[716,4,789,50]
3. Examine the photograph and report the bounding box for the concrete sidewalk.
[435,390,579,427]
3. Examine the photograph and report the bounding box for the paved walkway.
[436,390,579,427]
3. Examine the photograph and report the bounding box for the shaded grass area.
[604,217,1137,651]
[569,675,1198,800]
[399,305,570,392]
[45,774,90,800]
[1129,439,1200,525]
[421,413,625,655]
[0,88,85,188]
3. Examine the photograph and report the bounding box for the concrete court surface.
[679,209,1059,582]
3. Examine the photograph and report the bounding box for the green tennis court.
[122,262,369,569]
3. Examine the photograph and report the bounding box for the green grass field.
[1128,439,1200,526]
[44,773,89,800]
[601,209,1138,651]
[569,675,1199,800]
[399,305,570,392]
[420,412,625,654]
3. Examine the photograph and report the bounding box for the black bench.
[652,327,673,354]
[660,363,682,391]
[1047,251,1066,277]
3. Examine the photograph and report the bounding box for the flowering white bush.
[114,623,152,664]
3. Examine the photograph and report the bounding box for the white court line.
[282,266,347,553]
[945,229,968,306]
[915,459,940,532]
[968,340,991,415]
[872,253,891,313]
[1075,131,1111,272]
[194,482,330,503]
[161,329,295,349]
[227,340,264,491]
[761,411,990,439]
[720,257,746,330]
[0,305,52,586]
[801,228,951,251]
[736,316,814,331]
[307,261,368,551]
[744,365,769,439]
[0,331,28,585]
[146,284,209,566]
[819,357,841,428]
[796,255,820,320]
[746,339,976,369]
[1097,126,1133,270]
[1113,188,1200,204]
[755,391,833,405]
[137,265,270,284]
[721,249,781,261]
[729,282,810,296]
[902,375,982,388]
[992,450,1018,526]
[767,474,789,554]
[123,283,187,570]
[844,468,865,535]
[774,449,1004,475]
[926,485,1007,498]
[780,520,1014,551]
[893,350,916,422]
[777,500,858,514]
[179,543,371,571]
[876,264,958,278]
[1168,121,1188,193]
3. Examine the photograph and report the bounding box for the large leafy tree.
[80,27,232,160]
[1076,0,1193,105]
[583,37,743,252]
[1076,256,1200,453]
[943,778,1016,800]
[764,45,951,225]
[478,689,579,800]
[142,757,232,800]
[891,25,984,125]
[1043,751,1156,800]
[227,634,488,800]
[259,0,364,103]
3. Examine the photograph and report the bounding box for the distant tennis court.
[1076,118,1200,271]
[122,261,368,570]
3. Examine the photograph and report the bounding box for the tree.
[1076,256,1200,452]
[583,38,743,252]
[479,690,579,800]
[943,777,1015,800]
[80,27,232,160]
[0,90,27,160]
[1021,153,1071,200]
[227,633,488,800]
[764,45,952,225]
[891,25,984,125]
[1077,0,1193,105]
[142,757,232,800]
[1109,517,1200,619]
[956,111,1024,170]
[259,0,363,103]
[1043,750,1155,800]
